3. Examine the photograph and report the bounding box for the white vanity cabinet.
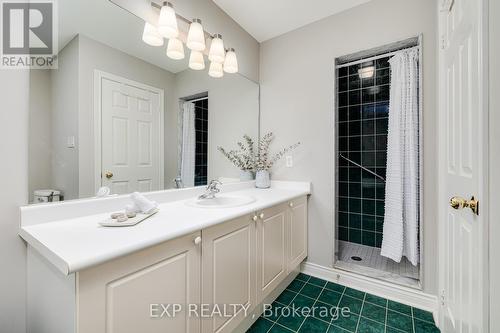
[201,213,257,333]
[201,196,308,333]
[256,202,289,302]
[287,196,308,272]
[77,232,202,333]
[26,194,308,333]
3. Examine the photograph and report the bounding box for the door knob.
[105,171,113,179]
[450,196,479,215]
[194,236,202,245]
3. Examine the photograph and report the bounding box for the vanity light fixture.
[158,2,179,38]
[208,34,225,63]
[139,3,239,77]
[189,50,205,70]
[166,38,184,60]
[142,22,164,46]
[208,61,224,78]
[187,19,206,51]
[223,48,238,73]
[358,66,375,79]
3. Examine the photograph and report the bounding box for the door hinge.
[440,289,446,306]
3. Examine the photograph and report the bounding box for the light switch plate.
[66,136,75,148]
[286,155,293,168]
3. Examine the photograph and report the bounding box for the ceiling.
[212,0,373,42]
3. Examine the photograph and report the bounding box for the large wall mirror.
[28,0,259,203]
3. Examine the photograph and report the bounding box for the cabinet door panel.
[77,232,201,333]
[202,215,256,333]
[288,196,308,271]
[257,203,287,302]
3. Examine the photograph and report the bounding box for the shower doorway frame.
[332,35,424,290]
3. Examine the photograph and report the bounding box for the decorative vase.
[239,170,254,181]
[255,170,271,189]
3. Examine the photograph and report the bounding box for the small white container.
[255,170,271,189]
[33,189,61,203]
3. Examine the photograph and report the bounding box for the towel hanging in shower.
[380,48,420,266]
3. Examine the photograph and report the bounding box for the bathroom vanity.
[20,181,310,333]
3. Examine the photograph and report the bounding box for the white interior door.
[100,75,163,194]
[438,0,488,331]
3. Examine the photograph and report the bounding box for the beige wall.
[29,70,52,202]
[489,0,499,330]
[51,38,80,200]
[0,70,29,332]
[259,0,438,294]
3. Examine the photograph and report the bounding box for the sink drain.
[351,256,362,261]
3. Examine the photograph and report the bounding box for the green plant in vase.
[217,135,256,181]
[255,132,300,188]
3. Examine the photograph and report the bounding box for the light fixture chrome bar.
[339,154,386,182]
[150,1,212,39]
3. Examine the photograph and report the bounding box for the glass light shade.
[158,3,179,38]
[189,50,205,70]
[208,34,225,63]
[186,19,206,51]
[223,48,238,73]
[358,66,375,79]
[142,22,163,46]
[166,38,184,60]
[209,61,224,78]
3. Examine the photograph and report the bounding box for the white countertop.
[19,182,310,275]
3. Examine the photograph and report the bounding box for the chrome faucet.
[198,180,222,199]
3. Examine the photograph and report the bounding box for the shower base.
[335,241,420,289]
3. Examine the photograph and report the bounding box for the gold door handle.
[105,171,113,179]
[449,196,479,215]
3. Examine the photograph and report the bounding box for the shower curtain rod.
[336,45,420,69]
[185,96,208,103]
[339,154,386,182]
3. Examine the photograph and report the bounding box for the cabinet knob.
[253,215,258,222]
[289,202,294,207]
[194,236,202,245]
[259,213,264,219]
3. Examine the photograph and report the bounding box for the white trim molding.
[301,261,439,325]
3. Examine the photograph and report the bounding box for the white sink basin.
[186,194,256,208]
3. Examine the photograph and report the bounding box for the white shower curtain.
[380,49,420,266]
[180,102,196,187]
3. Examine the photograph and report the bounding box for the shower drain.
[351,256,363,261]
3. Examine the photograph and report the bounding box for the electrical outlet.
[285,155,293,168]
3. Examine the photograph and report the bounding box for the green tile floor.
[247,273,439,333]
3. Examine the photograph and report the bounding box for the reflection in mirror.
[28,0,259,203]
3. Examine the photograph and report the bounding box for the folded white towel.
[129,192,158,214]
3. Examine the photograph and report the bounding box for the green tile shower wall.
[336,57,391,248]
[194,98,208,186]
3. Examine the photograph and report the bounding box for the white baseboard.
[301,261,439,323]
